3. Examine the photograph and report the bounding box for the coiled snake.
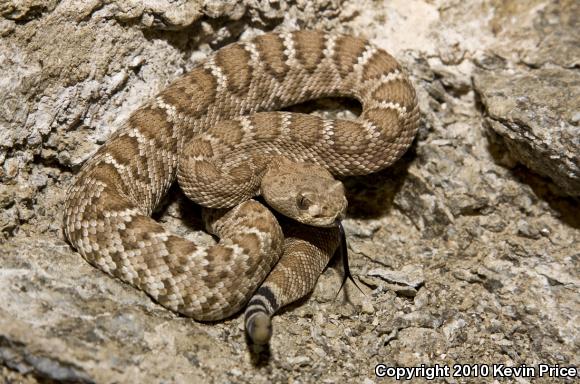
[63,30,419,345]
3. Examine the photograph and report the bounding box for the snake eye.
[297,194,312,210]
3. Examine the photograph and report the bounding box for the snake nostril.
[313,206,328,218]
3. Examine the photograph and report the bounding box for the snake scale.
[63,30,419,345]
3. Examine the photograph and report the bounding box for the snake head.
[261,159,347,227]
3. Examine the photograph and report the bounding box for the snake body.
[63,30,419,341]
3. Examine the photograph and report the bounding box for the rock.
[113,0,203,29]
[367,264,425,289]
[394,172,455,239]
[391,328,446,367]
[361,300,375,315]
[287,355,311,367]
[0,0,59,22]
[474,67,580,196]
[535,262,580,287]
[441,317,467,342]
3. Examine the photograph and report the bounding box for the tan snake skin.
[63,30,419,342]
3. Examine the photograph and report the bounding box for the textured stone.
[367,265,425,289]
[475,68,580,196]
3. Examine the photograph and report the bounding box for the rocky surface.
[1,0,578,383]
[475,68,579,196]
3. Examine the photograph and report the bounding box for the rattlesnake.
[63,30,419,345]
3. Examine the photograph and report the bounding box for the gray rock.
[475,68,580,196]
[367,264,425,289]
